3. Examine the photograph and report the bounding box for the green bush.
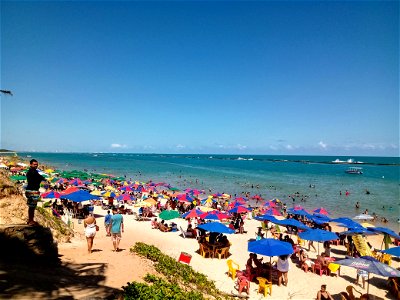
[122,274,204,300]
[130,242,224,298]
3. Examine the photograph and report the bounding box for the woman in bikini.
[84,214,97,254]
[317,284,334,300]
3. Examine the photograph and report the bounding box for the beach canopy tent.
[197,222,235,234]
[159,210,180,221]
[381,246,400,257]
[335,256,400,294]
[62,190,100,203]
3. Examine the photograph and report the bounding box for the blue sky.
[1,1,398,156]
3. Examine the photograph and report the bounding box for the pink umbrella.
[262,208,282,216]
[313,207,330,215]
[293,205,304,210]
[263,200,277,208]
[200,211,231,220]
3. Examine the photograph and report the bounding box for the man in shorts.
[25,159,46,226]
[110,207,124,251]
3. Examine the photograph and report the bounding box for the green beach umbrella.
[169,187,180,191]
[10,175,26,181]
[159,210,180,220]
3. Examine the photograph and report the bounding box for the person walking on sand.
[25,159,46,226]
[104,210,112,236]
[110,207,124,252]
[84,214,97,254]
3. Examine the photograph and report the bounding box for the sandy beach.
[57,205,399,300]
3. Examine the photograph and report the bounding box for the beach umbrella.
[228,205,250,214]
[181,208,204,219]
[41,191,61,199]
[313,207,330,215]
[10,175,27,181]
[90,190,103,196]
[339,227,377,236]
[262,208,282,216]
[287,208,311,217]
[361,222,375,228]
[159,210,180,221]
[367,227,400,250]
[103,191,118,198]
[69,178,83,186]
[248,238,294,283]
[299,228,338,254]
[335,256,400,294]
[60,186,79,195]
[197,222,235,234]
[254,214,279,223]
[144,198,158,206]
[199,211,231,221]
[381,246,400,257]
[263,200,277,208]
[116,194,135,201]
[120,186,134,192]
[62,190,100,203]
[353,214,374,220]
[330,217,363,229]
[197,205,215,212]
[310,214,331,224]
[134,201,152,207]
[275,218,309,230]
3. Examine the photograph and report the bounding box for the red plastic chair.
[313,262,328,276]
[236,274,250,295]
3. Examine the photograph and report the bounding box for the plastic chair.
[227,259,240,280]
[235,274,250,295]
[380,253,392,266]
[313,262,328,276]
[297,235,305,246]
[215,246,230,259]
[199,243,212,258]
[257,276,272,297]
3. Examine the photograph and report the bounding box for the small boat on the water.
[345,167,363,174]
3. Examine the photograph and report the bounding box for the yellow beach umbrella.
[90,190,103,196]
[198,206,215,212]
[104,185,116,191]
[45,169,55,173]
[144,198,157,206]
[134,201,152,207]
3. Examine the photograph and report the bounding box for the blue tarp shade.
[197,222,235,234]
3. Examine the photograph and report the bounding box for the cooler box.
[178,252,192,265]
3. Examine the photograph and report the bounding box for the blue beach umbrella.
[367,227,400,240]
[254,214,279,223]
[248,238,294,282]
[299,228,338,254]
[197,222,235,234]
[62,190,100,203]
[275,218,310,230]
[287,208,312,218]
[335,256,400,294]
[381,246,400,257]
[248,238,294,257]
[339,227,377,236]
[330,217,363,229]
[299,228,338,242]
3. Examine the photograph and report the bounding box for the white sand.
[59,206,398,299]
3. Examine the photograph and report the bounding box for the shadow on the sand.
[0,229,122,299]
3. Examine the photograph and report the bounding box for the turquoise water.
[19,152,400,231]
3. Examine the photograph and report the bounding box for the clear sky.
[1,1,398,156]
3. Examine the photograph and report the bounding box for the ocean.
[18,152,400,231]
